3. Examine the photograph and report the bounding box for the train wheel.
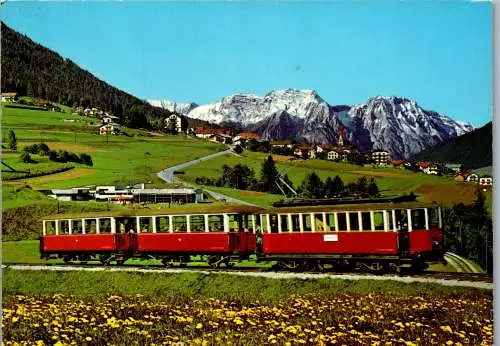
[281,260,301,271]
[301,260,320,272]
[63,256,72,264]
[162,257,172,267]
[100,255,111,266]
[368,261,387,274]
[116,259,125,265]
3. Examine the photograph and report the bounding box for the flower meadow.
[2,292,492,345]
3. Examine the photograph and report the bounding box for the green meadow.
[2,104,225,189]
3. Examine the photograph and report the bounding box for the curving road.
[156,147,258,206]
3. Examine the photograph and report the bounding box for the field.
[182,151,491,210]
[2,270,493,345]
[2,104,225,189]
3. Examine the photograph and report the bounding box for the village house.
[102,115,120,124]
[293,144,311,158]
[371,150,391,165]
[327,150,339,161]
[270,140,294,149]
[479,175,493,187]
[416,161,440,175]
[1,92,18,102]
[164,114,183,133]
[193,127,232,139]
[465,172,479,182]
[209,134,232,144]
[99,123,122,135]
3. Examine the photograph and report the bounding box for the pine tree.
[259,155,280,193]
[367,178,379,196]
[300,172,325,199]
[8,129,17,150]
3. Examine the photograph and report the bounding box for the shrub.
[20,152,35,164]
[79,153,93,166]
[233,145,243,154]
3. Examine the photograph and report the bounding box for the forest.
[1,22,173,128]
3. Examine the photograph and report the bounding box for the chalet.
[371,150,390,165]
[327,151,339,161]
[209,134,232,144]
[293,144,311,158]
[479,175,493,186]
[465,172,479,182]
[416,161,440,175]
[102,115,120,124]
[1,92,18,102]
[164,114,183,133]
[99,123,122,135]
[444,163,463,173]
[47,188,92,201]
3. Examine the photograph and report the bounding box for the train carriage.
[254,202,444,271]
[40,201,444,272]
[40,206,264,266]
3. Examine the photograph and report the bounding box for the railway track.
[3,262,493,285]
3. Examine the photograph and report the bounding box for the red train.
[40,202,445,272]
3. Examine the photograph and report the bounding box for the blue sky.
[1,1,492,127]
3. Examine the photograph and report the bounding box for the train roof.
[42,201,439,221]
[266,201,439,214]
[42,204,266,220]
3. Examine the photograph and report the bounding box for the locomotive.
[40,201,445,273]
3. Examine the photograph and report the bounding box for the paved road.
[156,148,258,206]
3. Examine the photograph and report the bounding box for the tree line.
[442,189,493,273]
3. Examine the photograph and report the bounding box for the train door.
[395,209,409,256]
[115,217,136,252]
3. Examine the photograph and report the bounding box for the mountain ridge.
[150,89,473,159]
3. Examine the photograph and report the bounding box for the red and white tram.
[40,202,444,272]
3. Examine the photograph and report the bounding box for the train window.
[411,209,426,231]
[116,218,136,234]
[302,214,312,232]
[100,218,112,233]
[156,216,170,233]
[373,212,384,231]
[349,212,360,231]
[60,220,70,235]
[72,220,83,234]
[190,215,206,233]
[337,213,348,231]
[240,214,254,232]
[139,217,153,233]
[385,211,394,231]
[208,215,224,232]
[172,216,187,233]
[46,221,57,235]
[361,212,371,231]
[279,214,289,232]
[270,214,279,233]
[291,214,300,232]
[313,214,325,232]
[228,214,241,232]
[85,219,97,234]
[428,208,440,228]
[394,209,408,230]
[259,214,269,233]
[325,213,336,231]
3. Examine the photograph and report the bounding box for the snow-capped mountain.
[343,96,473,158]
[148,100,198,115]
[158,89,474,159]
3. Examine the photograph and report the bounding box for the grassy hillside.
[183,151,490,208]
[2,104,224,189]
[412,122,492,169]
